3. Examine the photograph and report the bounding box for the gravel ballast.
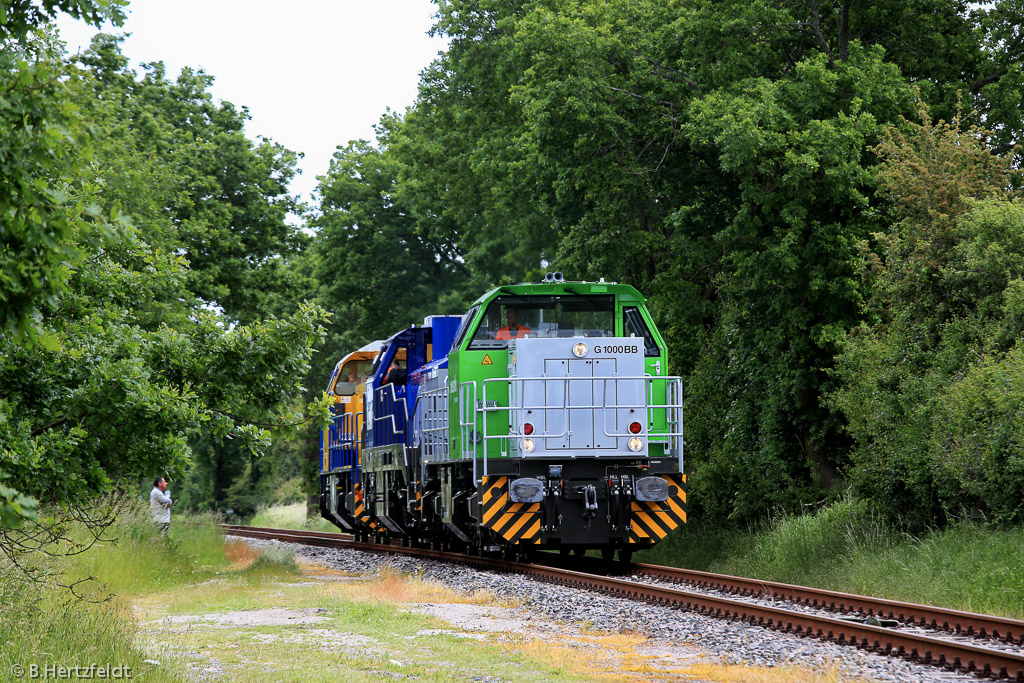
[229,536,981,682]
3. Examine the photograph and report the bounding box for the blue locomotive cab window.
[623,306,660,357]
[469,296,614,349]
[383,358,408,385]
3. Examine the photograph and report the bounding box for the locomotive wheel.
[618,549,633,564]
[601,547,615,562]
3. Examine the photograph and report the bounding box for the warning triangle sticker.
[481,354,493,365]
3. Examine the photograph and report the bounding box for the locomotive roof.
[471,280,646,306]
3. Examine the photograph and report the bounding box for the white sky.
[56,0,448,205]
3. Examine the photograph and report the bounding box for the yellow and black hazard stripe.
[353,483,379,530]
[480,476,541,544]
[629,474,686,544]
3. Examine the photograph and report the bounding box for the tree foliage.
[1,31,93,342]
[830,109,1024,527]
[71,35,309,323]
[312,0,1024,526]
[6,0,1024,539]
[0,0,125,42]
[0,16,329,545]
[312,114,465,369]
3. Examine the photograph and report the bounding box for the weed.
[683,661,861,682]
[0,556,188,682]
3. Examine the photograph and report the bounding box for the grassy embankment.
[1,505,230,683]
[635,499,1024,619]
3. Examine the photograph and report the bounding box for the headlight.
[635,476,669,502]
[522,438,536,452]
[509,477,545,503]
[628,437,643,452]
[572,342,587,357]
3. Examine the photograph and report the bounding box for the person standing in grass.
[150,477,173,534]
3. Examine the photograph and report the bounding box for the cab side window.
[623,307,660,357]
[452,305,480,350]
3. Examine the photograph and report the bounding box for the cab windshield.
[334,360,373,389]
[468,295,615,349]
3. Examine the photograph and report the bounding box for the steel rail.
[221,525,1024,680]
[630,563,1024,646]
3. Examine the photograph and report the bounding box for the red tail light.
[523,422,534,436]
[629,421,642,434]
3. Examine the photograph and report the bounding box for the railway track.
[222,524,1024,681]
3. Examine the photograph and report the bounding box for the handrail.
[326,409,363,473]
[458,381,478,482]
[478,374,684,471]
[417,384,449,463]
[372,382,408,447]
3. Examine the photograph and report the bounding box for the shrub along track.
[222,524,1024,681]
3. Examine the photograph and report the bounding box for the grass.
[0,499,226,683]
[0,569,190,683]
[635,498,1024,619]
[682,663,854,682]
[68,505,231,596]
[248,501,337,532]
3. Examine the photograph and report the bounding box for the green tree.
[0,0,125,42]
[40,34,327,515]
[1,15,331,563]
[313,114,465,357]
[1,31,93,341]
[71,34,309,323]
[830,109,1023,527]
[310,0,1024,525]
[423,0,914,519]
[0,2,131,341]
[401,0,554,294]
